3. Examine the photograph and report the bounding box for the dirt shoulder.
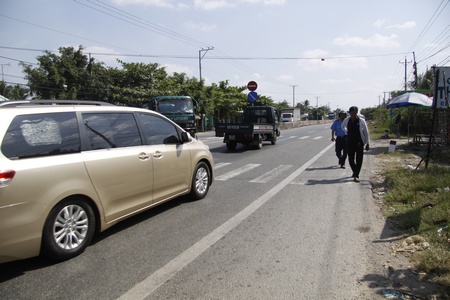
[360,137,448,299]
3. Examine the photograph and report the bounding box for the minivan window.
[82,113,142,149]
[138,113,180,145]
[1,112,80,159]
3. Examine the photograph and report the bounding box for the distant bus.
[328,112,336,120]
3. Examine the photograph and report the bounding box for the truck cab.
[215,106,280,150]
[281,112,294,122]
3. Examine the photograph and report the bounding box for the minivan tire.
[41,197,95,261]
[189,162,210,200]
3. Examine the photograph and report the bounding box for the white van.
[281,113,294,122]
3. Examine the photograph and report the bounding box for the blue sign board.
[248,91,258,103]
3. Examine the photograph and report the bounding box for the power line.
[407,0,449,53]
[0,13,137,53]
[74,0,211,49]
[0,46,414,61]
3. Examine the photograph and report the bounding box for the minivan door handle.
[152,151,163,159]
[138,152,150,160]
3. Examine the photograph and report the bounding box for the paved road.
[0,123,383,299]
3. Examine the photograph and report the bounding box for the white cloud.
[276,74,294,82]
[184,21,217,31]
[373,19,416,29]
[193,0,284,10]
[333,34,400,48]
[112,0,180,8]
[321,78,352,84]
[386,21,416,29]
[373,19,387,29]
[242,0,285,5]
[251,72,265,79]
[194,0,236,10]
[162,63,194,75]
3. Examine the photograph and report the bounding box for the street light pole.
[290,85,298,108]
[199,47,214,81]
[316,96,319,121]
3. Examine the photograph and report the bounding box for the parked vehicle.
[0,100,214,263]
[142,96,198,136]
[281,108,301,121]
[281,112,294,122]
[215,105,280,150]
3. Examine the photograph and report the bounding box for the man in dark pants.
[330,110,347,168]
[341,106,370,182]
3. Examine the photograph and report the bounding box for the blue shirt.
[330,119,346,137]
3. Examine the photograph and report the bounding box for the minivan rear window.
[1,112,81,159]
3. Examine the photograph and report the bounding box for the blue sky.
[1,0,449,110]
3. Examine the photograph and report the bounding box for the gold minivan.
[0,100,214,263]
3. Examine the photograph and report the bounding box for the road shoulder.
[358,137,446,299]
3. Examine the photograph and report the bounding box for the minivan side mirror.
[181,131,191,143]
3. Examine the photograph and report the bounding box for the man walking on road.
[341,106,370,182]
[330,110,348,169]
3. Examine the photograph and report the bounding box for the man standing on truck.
[330,110,347,169]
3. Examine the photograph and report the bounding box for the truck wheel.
[271,134,277,145]
[254,135,263,149]
[226,141,237,150]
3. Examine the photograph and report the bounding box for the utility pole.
[413,51,418,89]
[199,47,213,82]
[290,85,298,108]
[0,63,10,82]
[399,56,412,91]
[316,97,319,121]
[383,91,390,105]
[378,95,381,107]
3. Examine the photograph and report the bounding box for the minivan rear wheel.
[189,162,210,200]
[41,197,95,261]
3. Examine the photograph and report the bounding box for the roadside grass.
[379,153,450,288]
[368,119,450,290]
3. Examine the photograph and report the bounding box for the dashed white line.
[215,164,260,181]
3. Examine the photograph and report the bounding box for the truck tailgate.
[215,123,253,136]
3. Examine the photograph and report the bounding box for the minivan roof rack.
[0,100,114,108]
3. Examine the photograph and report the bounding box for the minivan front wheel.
[41,198,95,261]
[189,162,210,200]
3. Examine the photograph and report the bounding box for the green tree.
[107,60,169,106]
[273,100,290,111]
[21,46,104,100]
[1,82,29,99]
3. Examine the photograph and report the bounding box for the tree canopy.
[2,45,438,123]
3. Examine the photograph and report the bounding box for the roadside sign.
[436,66,449,109]
[247,81,258,91]
[248,91,258,102]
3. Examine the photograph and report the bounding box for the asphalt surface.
[0,123,384,299]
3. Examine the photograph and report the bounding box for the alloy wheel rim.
[195,167,208,194]
[53,205,89,250]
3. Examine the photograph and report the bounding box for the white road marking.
[249,165,293,183]
[313,136,323,140]
[117,143,334,300]
[299,136,309,139]
[214,164,260,181]
[213,162,232,170]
